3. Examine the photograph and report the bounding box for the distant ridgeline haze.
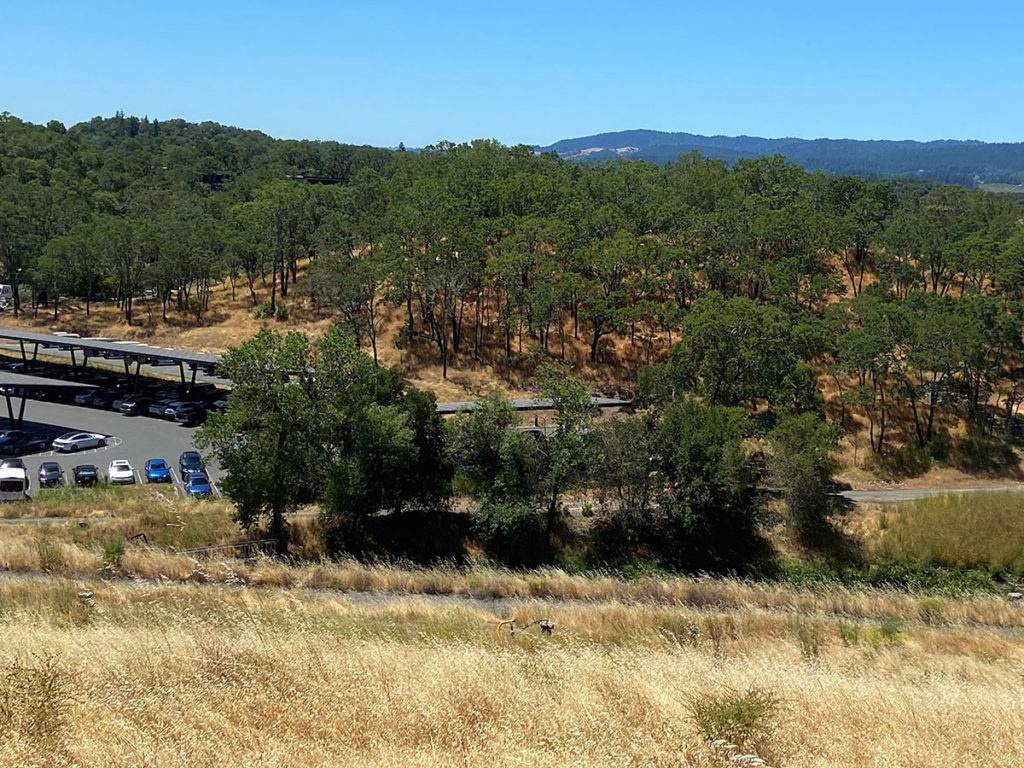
[536,129,1024,187]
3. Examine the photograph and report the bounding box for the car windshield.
[149,461,167,470]
[76,466,96,474]
[41,464,59,472]
[188,474,209,485]
[57,432,78,440]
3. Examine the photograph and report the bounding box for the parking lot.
[4,399,221,499]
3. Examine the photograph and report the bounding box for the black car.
[147,399,175,418]
[38,461,63,487]
[72,464,100,487]
[0,432,49,457]
[179,451,204,478]
[171,402,206,425]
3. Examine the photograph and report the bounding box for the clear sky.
[3,1,1022,147]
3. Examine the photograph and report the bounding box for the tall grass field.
[1,579,1023,767]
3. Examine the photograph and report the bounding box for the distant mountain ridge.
[535,129,1024,187]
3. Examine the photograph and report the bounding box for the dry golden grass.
[0,578,1022,767]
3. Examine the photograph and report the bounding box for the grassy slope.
[1,578,1022,767]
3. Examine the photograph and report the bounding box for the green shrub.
[102,538,125,569]
[251,300,274,319]
[471,500,544,566]
[950,432,1019,475]
[924,440,950,462]
[865,444,932,479]
[273,303,288,321]
[691,687,778,753]
[879,617,904,644]
[838,620,860,646]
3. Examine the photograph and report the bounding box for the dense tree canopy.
[3,111,1024,455]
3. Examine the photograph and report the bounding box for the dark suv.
[72,464,100,487]
[38,462,63,488]
[179,451,204,478]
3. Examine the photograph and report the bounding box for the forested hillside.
[539,129,1024,186]
[3,112,1024,465]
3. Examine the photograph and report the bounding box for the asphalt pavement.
[2,399,220,498]
[839,484,1024,505]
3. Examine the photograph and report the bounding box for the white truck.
[0,285,12,309]
[0,465,29,501]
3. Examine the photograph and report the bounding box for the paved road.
[839,483,1024,505]
[3,399,220,498]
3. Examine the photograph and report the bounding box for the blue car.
[144,458,171,483]
[184,471,213,499]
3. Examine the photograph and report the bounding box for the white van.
[0,285,12,309]
[0,466,29,501]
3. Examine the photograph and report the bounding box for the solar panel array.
[0,328,221,373]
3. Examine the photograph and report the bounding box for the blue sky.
[3,1,1022,147]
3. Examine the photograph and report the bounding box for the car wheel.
[98,439,106,448]
[70,444,79,452]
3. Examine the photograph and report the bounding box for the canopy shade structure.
[434,397,632,415]
[0,370,98,429]
[0,328,222,387]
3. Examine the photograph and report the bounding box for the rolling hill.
[536,129,1024,186]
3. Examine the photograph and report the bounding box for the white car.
[52,432,106,453]
[107,460,135,485]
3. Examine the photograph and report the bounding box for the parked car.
[38,461,63,487]
[2,458,26,470]
[89,390,119,410]
[0,432,49,457]
[52,432,106,453]
[209,398,229,413]
[73,390,97,407]
[147,399,175,418]
[107,460,135,485]
[144,458,171,483]
[72,464,100,487]
[178,451,204,478]
[184,471,213,499]
[119,395,153,416]
[171,402,206,425]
